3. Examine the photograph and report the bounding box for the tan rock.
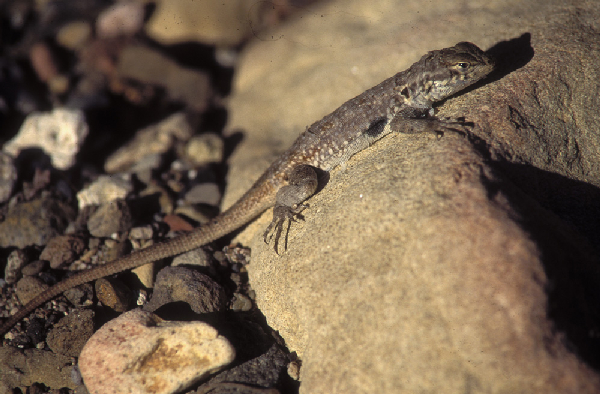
[144,0,287,47]
[56,21,92,50]
[116,46,211,112]
[79,309,235,394]
[225,0,600,392]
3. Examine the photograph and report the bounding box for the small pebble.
[182,133,224,166]
[56,21,92,50]
[129,225,154,240]
[231,293,252,312]
[21,260,48,276]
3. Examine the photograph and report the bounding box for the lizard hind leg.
[263,164,318,254]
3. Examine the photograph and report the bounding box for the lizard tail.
[0,182,274,339]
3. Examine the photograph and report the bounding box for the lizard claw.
[263,204,308,254]
[433,117,474,137]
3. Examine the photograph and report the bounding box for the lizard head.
[400,42,494,108]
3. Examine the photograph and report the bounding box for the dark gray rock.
[201,344,290,392]
[143,266,229,314]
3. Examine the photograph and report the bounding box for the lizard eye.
[456,62,470,69]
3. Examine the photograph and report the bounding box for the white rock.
[77,174,133,210]
[4,108,88,169]
[79,309,235,394]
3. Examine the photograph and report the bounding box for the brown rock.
[95,277,132,312]
[39,235,86,269]
[15,276,49,306]
[46,309,95,357]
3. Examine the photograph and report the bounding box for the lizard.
[0,42,494,338]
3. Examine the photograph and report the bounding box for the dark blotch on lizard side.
[364,118,388,137]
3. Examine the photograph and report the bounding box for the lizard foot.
[433,116,474,137]
[263,203,308,254]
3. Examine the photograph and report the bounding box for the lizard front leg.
[386,102,473,136]
[263,164,319,254]
[392,115,473,136]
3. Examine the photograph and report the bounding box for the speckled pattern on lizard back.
[0,42,494,338]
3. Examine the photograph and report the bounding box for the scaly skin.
[0,42,493,338]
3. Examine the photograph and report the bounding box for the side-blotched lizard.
[0,42,494,337]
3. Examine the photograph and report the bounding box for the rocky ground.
[0,1,307,393]
[2,0,600,394]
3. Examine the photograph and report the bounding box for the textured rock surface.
[143,267,229,314]
[14,275,49,305]
[0,194,76,248]
[87,199,133,237]
[0,346,77,391]
[39,234,86,269]
[225,0,600,393]
[77,174,133,210]
[79,309,235,394]
[46,309,95,357]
